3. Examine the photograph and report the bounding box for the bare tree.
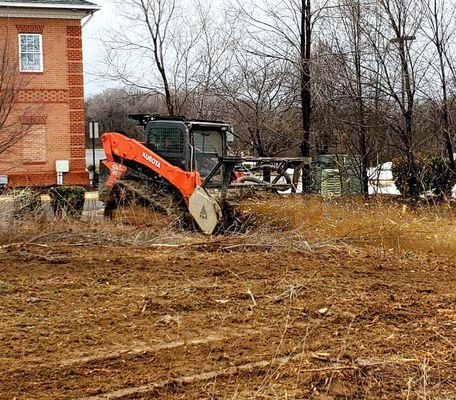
[300,0,313,190]
[321,0,372,198]
[233,0,327,190]
[216,54,300,158]
[171,2,238,118]
[99,0,236,118]
[85,88,162,142]
[421,0,456,169]
[0,37,34,157]
[347,0,370,198]
[130,0,176,115]
[363,0,425,199]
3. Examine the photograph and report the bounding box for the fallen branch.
[36,326,273,369]
[78,352,308,400]
[79,352,416,400]
[272,284,306,303]
[247,288,257,308]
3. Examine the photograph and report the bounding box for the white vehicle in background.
[368,162,400,195]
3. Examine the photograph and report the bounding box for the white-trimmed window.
[18,34,43,72]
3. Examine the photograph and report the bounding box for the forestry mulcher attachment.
[99,114,308,234]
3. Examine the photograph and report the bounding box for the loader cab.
[143,116,233,179]
[146,120,189,170]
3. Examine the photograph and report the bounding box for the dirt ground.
[0,197,455,399]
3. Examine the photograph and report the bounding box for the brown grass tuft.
[239,195,456,255]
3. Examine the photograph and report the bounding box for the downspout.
[82,11,95,27]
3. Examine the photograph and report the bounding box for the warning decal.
[200,205,208,220]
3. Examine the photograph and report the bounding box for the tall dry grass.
[2,191,456,255]
[240,195,456,255]
[0,189,188,247]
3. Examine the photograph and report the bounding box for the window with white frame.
[18,34,43,72]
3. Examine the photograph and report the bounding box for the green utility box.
[321,169,342,197]
[311,154,362,196]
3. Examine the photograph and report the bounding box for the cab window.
[148,127,184,153]
[193,131,222,155]
[193,130,223,177]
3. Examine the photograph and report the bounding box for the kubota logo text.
[142,152,161,168]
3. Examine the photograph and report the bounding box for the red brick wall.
[0,17,88,187]
[67,24,87,174]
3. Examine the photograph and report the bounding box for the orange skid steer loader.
[99,114,308,234]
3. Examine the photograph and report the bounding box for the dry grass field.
[0,196,455,399]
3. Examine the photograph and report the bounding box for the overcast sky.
[82,0,115,97]
[81,0,228,97]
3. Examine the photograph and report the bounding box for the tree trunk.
[442,106,454,168]
[157,64,174,116]
[353,0,369,199]
[254,128,271,182]
[398,39,419,201]
[300,0,312,192]
[430,0,455,170]
[438,51,455,170]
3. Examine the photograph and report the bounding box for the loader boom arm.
[101,132,202,203]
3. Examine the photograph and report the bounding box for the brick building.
[0,0,99,186]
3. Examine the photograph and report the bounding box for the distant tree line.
[85,0,456,199]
